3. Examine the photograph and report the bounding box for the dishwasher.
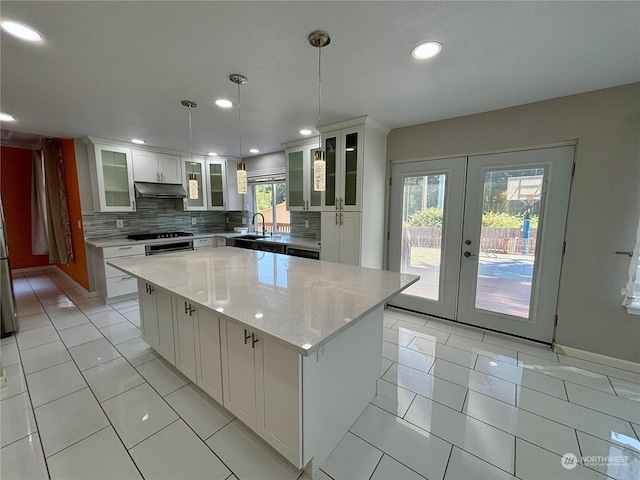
[286,246,320,260]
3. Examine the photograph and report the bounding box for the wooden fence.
[403,226,537,255]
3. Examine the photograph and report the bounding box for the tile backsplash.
[289,211,321,239]
[82,198,247,239]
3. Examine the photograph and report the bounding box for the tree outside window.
[253,183,289,233]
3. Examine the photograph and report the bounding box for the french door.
[388,146,574,343]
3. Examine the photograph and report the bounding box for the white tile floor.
[1,268,639,480]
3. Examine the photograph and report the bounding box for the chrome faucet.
[252,213,268,236]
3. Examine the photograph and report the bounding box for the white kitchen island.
[108,247,418,478]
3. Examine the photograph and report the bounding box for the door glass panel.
[325,137,336,207]
[288,151,304,207]
[400,173,447,301]
[344,132,358,206]
[185,161,204,208]
[309,148,322,206]
[473,168,544,318]
[209,163,224,207]
[101,150,130,207]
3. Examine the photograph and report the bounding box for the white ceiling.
[1,1,638,157]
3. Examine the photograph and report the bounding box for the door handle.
[244,329,252,345]
[251,332,259,348]
[463,251,477,257]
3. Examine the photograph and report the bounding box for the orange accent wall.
[56,139,90,291]
[0,146,50,269]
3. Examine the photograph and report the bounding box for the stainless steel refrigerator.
[0,195,17,337]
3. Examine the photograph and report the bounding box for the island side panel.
[301,305,383,475]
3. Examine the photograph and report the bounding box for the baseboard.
[52,266,92,299]
[554,344,640,373]
[12,265,57,274]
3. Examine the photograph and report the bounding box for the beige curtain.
[31,139,74,263]
[31,149,48,255]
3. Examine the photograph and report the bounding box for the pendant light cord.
[187,105,194,163]
[318,40,322,128]
[237,83,243,159]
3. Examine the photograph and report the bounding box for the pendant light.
[230,73,248,195]
[181,100,199,200]
[309,30,330,191]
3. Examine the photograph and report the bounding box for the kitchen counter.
[108,247,416,355]
[85,232,320,250]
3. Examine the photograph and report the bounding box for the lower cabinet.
[138,280,175,364]
[320,211,362,266]
[220,318,302,467]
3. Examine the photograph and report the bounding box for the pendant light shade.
[188,174,199,199]
[309,30,330,192]
[313,150,326,191]
[230,74,249,195]
[237,162,247,195]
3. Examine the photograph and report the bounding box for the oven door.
[145,240,194,255]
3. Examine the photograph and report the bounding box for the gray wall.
[387,82,640,363]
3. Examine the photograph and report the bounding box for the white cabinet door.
[255,335,302,467]
[138,280,159,349]
[225,159,244,211]
[195,309,223,403]
[338,212,361,266]
[132,150,159,183]
[173,298,198,382]
[156,291,175,364]
[206,160,228,210]
[90,144,136,212]
[320,212,340,263]
[220,319,257,429]
[159,153,181,184]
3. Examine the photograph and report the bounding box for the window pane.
[400,174,446,301]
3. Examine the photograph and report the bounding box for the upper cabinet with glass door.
[85,141,136,212]
[180,156,207,211]
[319,117,388,212]
[204,158,244,211]
[284,137,321,211]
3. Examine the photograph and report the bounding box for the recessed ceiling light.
[300,129,312,135]
[1,21,43,42]
[249,148,259,154]
[215,99,233,108]
[207,152,218,156]
[131,139,145,144]
[0,112,16,122]
[412,41,442,60]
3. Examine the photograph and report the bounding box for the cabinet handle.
[148,286,154,293]
[244,329,252,345]
[184,301,189,314]
[120,276,130,281]
[335,198,339,211]
[340,198,343,210]
[340,212,343,225]
[252,332,259,348]
[335,212,338,225]
[119,246,133,250]
[161,173,165,182]
[188,304,194,316]
[145,283,149,294]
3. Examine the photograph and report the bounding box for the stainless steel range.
[128,232,195,255]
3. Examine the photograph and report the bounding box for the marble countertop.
[108,248,417,355]
[86,233,321,250]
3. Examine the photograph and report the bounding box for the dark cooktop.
[127,232,194,241]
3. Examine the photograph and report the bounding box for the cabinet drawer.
[106,275,138,297]
[216,237,227,247]
[194,238,214,249]
[102,244,146,258]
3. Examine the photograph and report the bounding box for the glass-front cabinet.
[322,126,363,212]
[181,156,207,211]
[88,143,136,212]
[206,159,228,210]
[284,137,321,211]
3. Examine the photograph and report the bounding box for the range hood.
[134,182,187,199]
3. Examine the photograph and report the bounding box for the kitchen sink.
[235,234,281,240]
